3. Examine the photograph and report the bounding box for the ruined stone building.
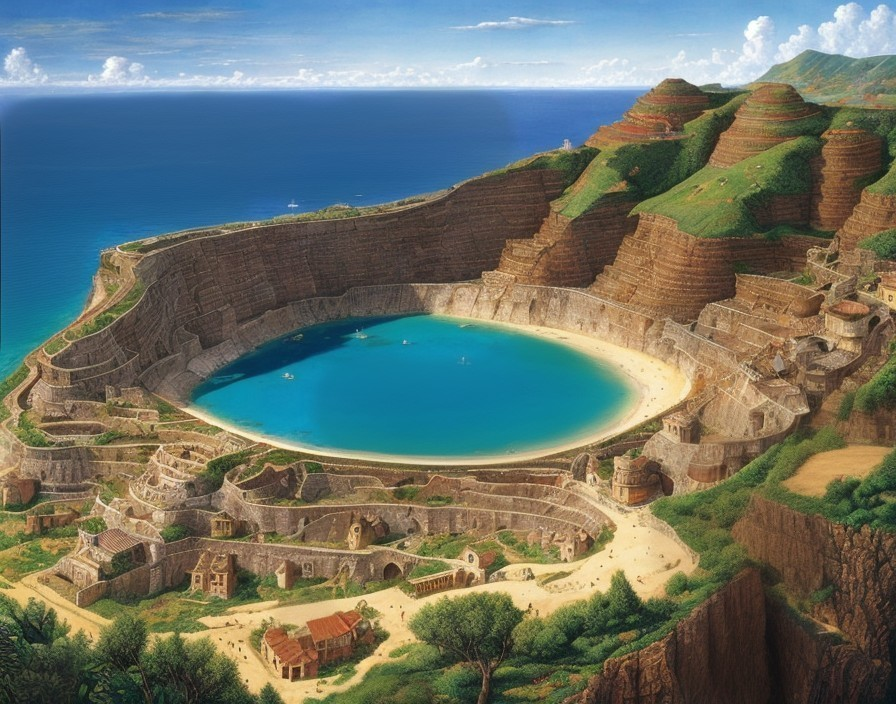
[346,513,389,550]
[189,550,235,599]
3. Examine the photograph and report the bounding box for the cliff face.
[572,570,772,704]
[491,194,638,287]
[30,169,566,412]
[732,494,896,677]
[574,498,896,704]
[837,191,896,251]
[809,129,884,232]
[588,214,816,321]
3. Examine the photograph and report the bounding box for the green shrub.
[665,572,690,597]
[94,430,126,445]
[199,450,252,490]
[854,352,896,413]
[160,524,191,543]
[858,228,896,259]
[837,391,856,420]
[80,517,107,534]
[13,414,52,448]
[393,485,419,501]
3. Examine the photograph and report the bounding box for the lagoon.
[189,314,636,462]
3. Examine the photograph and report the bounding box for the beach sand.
[182,319,690,465]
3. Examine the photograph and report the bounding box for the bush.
[160,524,191,543]
[80,516,107,534]
[858,228,896,260]
[199,450,252,489]
[854,353,896,413]
[836,391,856,421]
[665,572,690,597]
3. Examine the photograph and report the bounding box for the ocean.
[0,89,638,378]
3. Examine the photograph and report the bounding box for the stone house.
[612,455,661,505]
[210,511,242,538]
[189,551,236,598]
[878,273,896,311]
[262,627,319,680]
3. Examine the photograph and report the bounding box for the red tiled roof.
[264,628,317,667]
[307,610,362,644]
[477,550,497,569]
[96,528,141,554]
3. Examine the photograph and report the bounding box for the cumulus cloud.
[89,56,146,84]
[778,2,896,60]
[452,16,573,31]
[3,46,47,83]
[717,15,776,83]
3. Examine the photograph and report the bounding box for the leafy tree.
[512,617,567,661]
[144,632,254,704]
[258,683,286,704]
[96,613,152,702]
[409,592,523,704]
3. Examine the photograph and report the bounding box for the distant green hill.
[755,50,896,107]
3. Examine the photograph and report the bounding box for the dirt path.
[3,573,110,638]
[193,492,696,702]
[783,445,890,497]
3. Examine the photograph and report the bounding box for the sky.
[0,1,895,90]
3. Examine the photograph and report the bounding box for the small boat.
[353,329,369,340]
[291,333,304,342]
[459,323,473,328]
[287,199,299,208]
[281,372,295,380]
[402,339,410,345]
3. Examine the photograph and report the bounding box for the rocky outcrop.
[589,213,819,321]
[733,494,896,700]
[572,569,772,704]
[810,130,884,231]
[29,169,566,413]
[837,190,896,252]
[709,83,824,168]
[587,79,710,147]
[490,194,638,287]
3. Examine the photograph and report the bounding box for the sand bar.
[182,317,690,466]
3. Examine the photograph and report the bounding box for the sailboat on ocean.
[287,199,299,208]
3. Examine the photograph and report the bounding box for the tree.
[409,592,523,704]
[257,683,285,704]
[96,613,152,703]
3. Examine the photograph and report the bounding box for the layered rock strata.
[29,169,566,415]
[809,129,884,231]
[589,213,819,321]
[837,190,896,251]
[709,83,824,168]
[586,78,710,147]
[572,569,772,704]
[490,194,638,287]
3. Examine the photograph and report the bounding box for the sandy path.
[783,445,891,497]
[191,491,696,701]
[182,319,690,466]
[3,573,110,638]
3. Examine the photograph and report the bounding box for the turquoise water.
[190,315,634,460]
[0,90,638,377]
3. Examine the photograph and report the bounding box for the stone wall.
[30,169,567,412]
[837,190,896,252]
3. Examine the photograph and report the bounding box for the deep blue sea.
[191,315,633,460]
[0,89,638,378]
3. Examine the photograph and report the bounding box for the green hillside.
[755,50,896,107]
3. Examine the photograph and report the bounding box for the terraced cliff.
[586,78,711,147]
[28,167,571,415]
[708,83,826,167]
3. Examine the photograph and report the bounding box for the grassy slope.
[554,93,744,219]
[756,50,896,106]
[633,137,823,238]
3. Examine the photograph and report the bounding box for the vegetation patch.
[12,413,53,448]
[859,228,896,260]
[634,137,823,238]
[0,365,29,422]
[199,449,253,490]
[67,281,146,340]
[854,345,896,414]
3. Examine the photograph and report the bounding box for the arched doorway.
[383,562,402,580]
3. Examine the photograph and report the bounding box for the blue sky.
[1,1,895,89]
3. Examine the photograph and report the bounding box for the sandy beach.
[182,319,690,465]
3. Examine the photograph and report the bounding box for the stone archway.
[383,562,402,580]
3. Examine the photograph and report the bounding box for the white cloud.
[89,56,146,84]
[717,15,776,83]
[137,11,240,22]
[452,56,490,70]
[778,2,896,60]
[3,46,47,83]
[452,16,573,31]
